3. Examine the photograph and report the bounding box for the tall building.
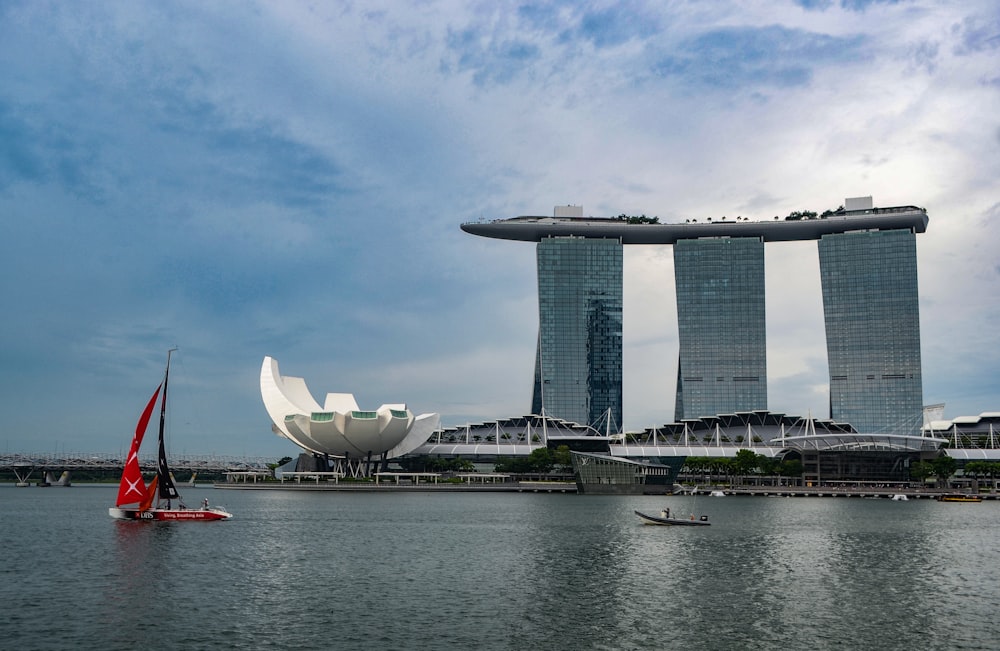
[462,197,928,434]
[674,237,767,420]
[819,226,924,434]
[530,234,623,428]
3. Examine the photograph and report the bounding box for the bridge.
[0,452,276,485]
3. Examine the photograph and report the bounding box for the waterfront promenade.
[214,478,578,493]
[213,475,998,499]
[707,485,998,499]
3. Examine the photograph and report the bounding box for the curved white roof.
[924,412,1000,431]
[260,356,439,459]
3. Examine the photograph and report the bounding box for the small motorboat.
[634,509,711,526]
[891,494,909,501]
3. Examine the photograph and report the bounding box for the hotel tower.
[462,197,927,434]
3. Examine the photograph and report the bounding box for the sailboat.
[109,349,233,521]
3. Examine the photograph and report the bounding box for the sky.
[1,0,998,459]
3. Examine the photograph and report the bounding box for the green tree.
[733,449,757,485]
[270,456,293,472]
[552,445,572,471]
[779,459,803,478]
[686,456,705,478]
[931,455,958,487]
[527,447,554,473]
[756,454,779,476]
[965,461,988,492]
[910,460,935,483]
[494,456,531,473]
[452,458,474,472]
[989,462,1000,488]
[965,461,988,482]
[710,457,733,482]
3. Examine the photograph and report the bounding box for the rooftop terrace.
[461,205,928,244]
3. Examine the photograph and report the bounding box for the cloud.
[952,14,1000,55]
[576,6,661,49]
[795,0,904,11]
[653,24,867,90]
[444,26,542,85]
[0,105,46,186]
[1,0,999,455]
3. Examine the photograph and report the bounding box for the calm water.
[2,486,999,650]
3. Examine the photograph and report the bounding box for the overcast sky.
[1,1,998,459]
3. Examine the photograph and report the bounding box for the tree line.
[908,457,1000,487]
[682,449,802,483]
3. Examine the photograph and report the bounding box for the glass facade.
[819,229,924,434]
[673,237,767,420]
[530,237,623,428]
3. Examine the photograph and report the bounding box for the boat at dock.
[936,493,983,503]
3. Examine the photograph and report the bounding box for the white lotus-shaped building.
[260,356,439,459]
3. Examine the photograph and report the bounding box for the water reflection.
[511,497,636,649]
[99,522,176,645]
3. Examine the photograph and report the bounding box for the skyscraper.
[530,235,623,428]
[819,227,924,433]
[674,237,767,420]
[462,197,927,434]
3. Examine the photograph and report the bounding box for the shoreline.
[210,481,998,499]
[212,480,578,493]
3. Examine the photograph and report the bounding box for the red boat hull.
[109,507,232,521]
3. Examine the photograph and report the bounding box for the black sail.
[156,349,181,501]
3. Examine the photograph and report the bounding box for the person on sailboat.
[202,498,209,510]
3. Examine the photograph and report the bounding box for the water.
[2,486,999,650]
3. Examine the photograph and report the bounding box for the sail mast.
[156,348,180,503]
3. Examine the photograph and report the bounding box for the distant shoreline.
[212,480,578,493]
[211,481,997,499]
[6,481,992,500]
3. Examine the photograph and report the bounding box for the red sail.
[115,384,162,507]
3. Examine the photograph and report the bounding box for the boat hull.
[634,510,711,526]
[936,495,982,503]
[109,507,233,521]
